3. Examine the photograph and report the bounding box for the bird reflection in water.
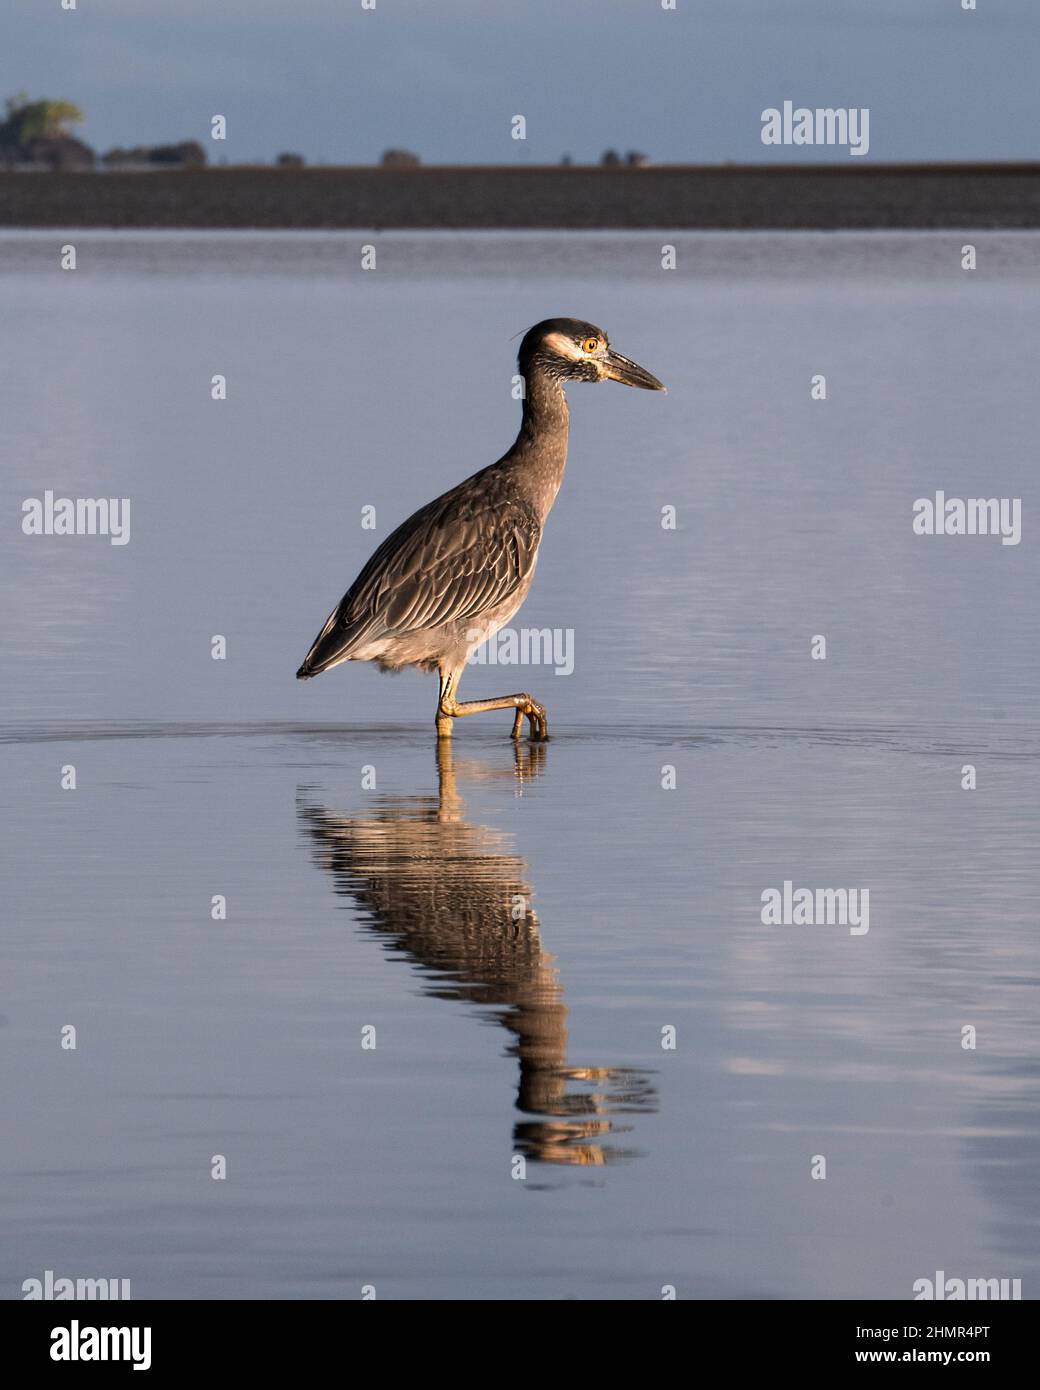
[297,742,656,1166]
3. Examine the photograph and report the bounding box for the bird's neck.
[510,368,570,523]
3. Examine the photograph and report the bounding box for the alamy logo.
[761,101,870,157]
[467,626,574,675]
[914,1271,1021,1301]
[23,1269,130,1300]
[761,881,869,936]
[50,1320,151,1372]
[913,493,1021,546]
[22,490,131,546]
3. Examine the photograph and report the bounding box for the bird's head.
[517,317,666,392]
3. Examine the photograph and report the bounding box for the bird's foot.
[435,713,454,738]
[511,698,548,742]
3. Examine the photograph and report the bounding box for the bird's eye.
[581,336,599,354]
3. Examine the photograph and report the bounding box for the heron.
[296,317,665,738]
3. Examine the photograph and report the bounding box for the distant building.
[599,149,650,169]
[276,152,305,168]
[380,148,421,169]
[102,141,207,170]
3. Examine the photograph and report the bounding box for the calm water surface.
[1,232,1038,1298]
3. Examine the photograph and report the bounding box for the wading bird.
[296,318,665,738]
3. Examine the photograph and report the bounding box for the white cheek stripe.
[542,331,586,361]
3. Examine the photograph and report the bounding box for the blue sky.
[10,0,1040,164]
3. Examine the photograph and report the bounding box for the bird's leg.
[459,692,547,741]
[437,667,548,740]
[436,668,456,738]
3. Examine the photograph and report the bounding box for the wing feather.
[297,470,541,677]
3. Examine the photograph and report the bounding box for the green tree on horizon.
[0,94,85,151]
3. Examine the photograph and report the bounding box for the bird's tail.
[296,609,376,680]
[296,643,347,680]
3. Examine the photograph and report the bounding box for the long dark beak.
[603,348,666,392]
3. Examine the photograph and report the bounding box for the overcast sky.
[10,0,1040,165]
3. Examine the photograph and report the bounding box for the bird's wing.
[299,474,540,675]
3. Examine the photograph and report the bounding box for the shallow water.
[2,232,1038,1298]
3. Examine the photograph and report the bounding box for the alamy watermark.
[761,101,870,157]
[466,626,574,675]
[22,490,130,545]
[761,881,869,936]
[23,1269,130,1299]
[914,1271,1021,1301]
[913,493,1021,546]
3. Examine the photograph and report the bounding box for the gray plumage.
[297,460,543,677]
[296,316,664,737]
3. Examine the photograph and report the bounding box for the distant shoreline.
[2,164,1040,230]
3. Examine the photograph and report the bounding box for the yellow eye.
[582,336,599,354]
